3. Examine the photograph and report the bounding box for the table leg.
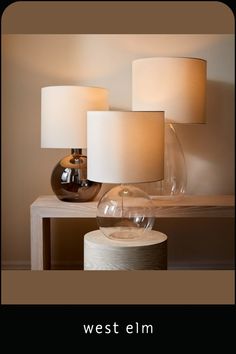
[31,214,51,270]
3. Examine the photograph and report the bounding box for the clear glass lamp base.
[137,123,187,199]
[51,149,101,202]
[97,184,155,241]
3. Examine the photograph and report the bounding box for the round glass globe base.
[96,185,155,241]
[51,150,101,202]
[136,124,187,200]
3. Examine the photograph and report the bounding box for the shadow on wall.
[154,217,234,270]
[175,80,234,194]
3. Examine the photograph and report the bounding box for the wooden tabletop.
[31,195,234,218]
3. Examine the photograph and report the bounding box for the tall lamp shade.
[132,57,207,124]
[87,111,164,184]
[87,110,165,241]
[41,85,109,148]
[40,85,109,202]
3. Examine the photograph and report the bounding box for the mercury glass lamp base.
[51,149,101,202]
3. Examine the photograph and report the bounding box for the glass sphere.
[97,184,155,241]
[138,123,187,198]
[51,149,101,202]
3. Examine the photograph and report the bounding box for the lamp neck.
[70,148,85,164]
[71,148,83,155]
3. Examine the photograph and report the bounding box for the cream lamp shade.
[41,85,109,148]
[87,111,164,184]
[132,57,207,123]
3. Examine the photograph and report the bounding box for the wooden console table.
[30,195,234,270]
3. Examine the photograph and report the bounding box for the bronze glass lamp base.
[51,149,101,202]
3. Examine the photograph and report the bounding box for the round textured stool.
[84,230,167,270]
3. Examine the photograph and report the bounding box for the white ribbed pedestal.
[84,230,167,270]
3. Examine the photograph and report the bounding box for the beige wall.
[2,35,234,269]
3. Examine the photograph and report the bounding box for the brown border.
[2,1,234,34]
[2,270,235,304]
[1,1,235,304]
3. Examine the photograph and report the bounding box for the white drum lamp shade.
[41,85,109,148]
[87,111,165,184]
[132,57,207,124]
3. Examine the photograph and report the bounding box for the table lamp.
[132,57,207,197]
[41,85,109,202]
[87,111,164,240]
